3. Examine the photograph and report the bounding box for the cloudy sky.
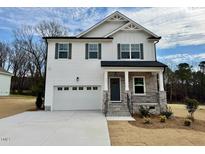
[0,7,205,69]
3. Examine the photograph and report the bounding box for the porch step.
[106,103,131,117]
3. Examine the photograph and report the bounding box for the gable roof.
[77,11,160,39]
[0,67,13,76]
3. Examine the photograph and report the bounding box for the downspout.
[154,40,159,61]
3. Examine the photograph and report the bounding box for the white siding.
[0,74,11,96]
[45,23,158,110]
[83,21,127,37]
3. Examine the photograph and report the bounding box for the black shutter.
[98,43,101,59]
[140,43,144,59]
[55,43,58,59]
[68,43,72,59]
[117,43,121,59]
[85,43,88,59]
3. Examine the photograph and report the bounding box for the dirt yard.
[0,95,35,119]
[108,104,205,146]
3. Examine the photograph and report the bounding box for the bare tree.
[13,25,45,78]
[0,42,12,71]
[35,20,68,37]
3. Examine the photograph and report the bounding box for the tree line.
[164,62,205,104]
[0,20,68,95]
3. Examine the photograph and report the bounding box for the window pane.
[64,87,69,90]
[131,52,140,59]
[93,87,98,90]
[88,44,98,52]
[58,87,62,91]
[121,44,129,51]
[59,52,68,58]
[131,44,139,52]
[87,87,92,90]
[135,86,144,94]
[121,52,130,59]
[72,87,77,90]
[59,44,68,50]
[79,87,84,90]
[89,52,98,59]
[134,78,144,85]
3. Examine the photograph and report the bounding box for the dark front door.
[110,78,120,102]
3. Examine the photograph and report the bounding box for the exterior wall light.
[76,77,79,82]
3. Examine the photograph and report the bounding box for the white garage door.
[53,86,102,110]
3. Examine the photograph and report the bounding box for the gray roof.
[101,61,167,67]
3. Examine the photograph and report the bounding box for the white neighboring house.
[0,67,13,96]
[44,11,167,116]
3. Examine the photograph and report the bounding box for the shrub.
[185,98,199,120]
[139,106,150,118]
[160,115,167,123]
[161,106,173,119]
[184,118,192,126]
[36,92,43,109]
[143,117,151,124]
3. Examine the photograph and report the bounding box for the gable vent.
[122,23,139,30]
[108,14,127,21]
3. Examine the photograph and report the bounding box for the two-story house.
[43,11,167,116]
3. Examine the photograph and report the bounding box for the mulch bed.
[129,114,205,133]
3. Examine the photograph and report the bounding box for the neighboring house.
[0,67,13,96]
[44,11,167,116]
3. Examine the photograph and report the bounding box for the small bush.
[36,92,43,109]
[143,117,151,124]
[160,115,167,123]
[161,106,173,119]
[184,118,192,126]
[185,98,199,120]
[139,106,150,118]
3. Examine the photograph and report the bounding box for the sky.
[0,7,205,70]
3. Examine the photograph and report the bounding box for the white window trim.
[58,43,69,59]
[133,76,146,95]
[88,43,99,59]
[109,77,121,102]
[120,44,142,60]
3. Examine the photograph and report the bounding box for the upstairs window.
[131,44,140,59]
[118,43,143,59]
[88,44,98,59]
[58,44,69,58]
[85,43,101,59]
[121,44,130,59]
[55,43,72,59]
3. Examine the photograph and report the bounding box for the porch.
[101,61,167,116]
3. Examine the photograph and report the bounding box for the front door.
[110,78,120,102]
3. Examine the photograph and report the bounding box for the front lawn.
[108,104,205,146]
[0,95,35,119]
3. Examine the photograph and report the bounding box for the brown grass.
[0,95,36,119]
[108,104,205,146]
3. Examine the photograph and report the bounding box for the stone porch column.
[159,71,164,91]
[125,70,129,91]
[104,71,108,91]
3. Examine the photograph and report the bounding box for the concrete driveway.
[0,111,110,146]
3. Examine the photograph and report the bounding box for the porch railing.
[127,92,134,116]
[103,91,109,116]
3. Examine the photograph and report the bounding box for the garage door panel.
[53,86,101,110]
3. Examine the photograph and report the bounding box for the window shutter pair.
[55,43,72,59]
[117,43,144,59]
[85,43,101,59]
